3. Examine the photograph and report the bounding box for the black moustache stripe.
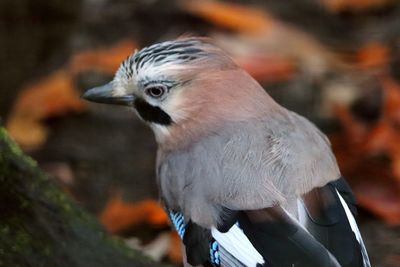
[134,98,173,126]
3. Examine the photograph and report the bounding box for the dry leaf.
[355,180,400,225]
[181,0,351,79]
[331,78,400,224]
[382,78,400,123]
[323,0,394,12]
[363,121,394,153]
[100,193,168,234]
[6,70,84,149]
[333,104,367,145]
[234,54,295,81]
[68,40,137,75]
[6,40,136,149]
[168,231,183,264]
[179,0,272,34]
[355,42,390,69]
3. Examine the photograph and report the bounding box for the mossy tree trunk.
[0,127,167,267]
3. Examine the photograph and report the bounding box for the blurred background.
[1,0,400,266]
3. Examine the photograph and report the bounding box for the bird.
[82,37,371,267]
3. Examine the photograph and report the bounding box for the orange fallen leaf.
[6,70,84,149]
[323,0,394,12]
[363,121,394,153]
[11,70,84,118]
[332,128,400,224]
[381,78,400,123]
[355,180,400,225]
[331,77,400,224]
[180,0,272,34]
[355,42,390,69]
[234,55,296,81]
[100,193,168,234]
[393,154,400,184]
[168,231,183,264]
[6,40,137,149]
[363,122,400,184]
[68,40,137,75]
[333,104,367,145]
[363,78,400,182]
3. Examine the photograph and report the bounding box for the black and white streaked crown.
[117,38,210,80]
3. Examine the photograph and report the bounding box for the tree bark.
[0,127,167,267]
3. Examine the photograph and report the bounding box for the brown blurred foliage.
[6,40,136,149]
[100,194,168,234]
[332,78,400,224]
[3,0,400,265]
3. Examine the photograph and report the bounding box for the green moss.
[0,127,37,168]
[0,127,167,267]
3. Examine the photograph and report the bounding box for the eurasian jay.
[83,38,371,267]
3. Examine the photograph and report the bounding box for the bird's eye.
[145,86,166,98]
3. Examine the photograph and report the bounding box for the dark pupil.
[149,87,163,97]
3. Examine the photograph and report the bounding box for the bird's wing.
[168,201,344,267]
[211,223,264,267]
[171,206,341,267]
[212,111,341,211]
[231,177,370,267]
[168,207,266,267]
[298,177,370,267]
[214,178,371,267]
[235,206,341,267]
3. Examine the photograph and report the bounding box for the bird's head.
[83,38,274,144]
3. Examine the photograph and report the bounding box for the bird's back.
[157,109,340,227]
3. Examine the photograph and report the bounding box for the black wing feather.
[238,207,341,267]
[301,177,364,267]
[183,221,212,265]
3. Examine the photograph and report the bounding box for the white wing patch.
[211,224,264,267]
[336,190,371,267]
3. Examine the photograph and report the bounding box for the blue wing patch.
[168,210,186,238]
[210,239,221,265]
[168,209,222,266]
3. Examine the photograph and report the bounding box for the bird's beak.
[81,82,135,106]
